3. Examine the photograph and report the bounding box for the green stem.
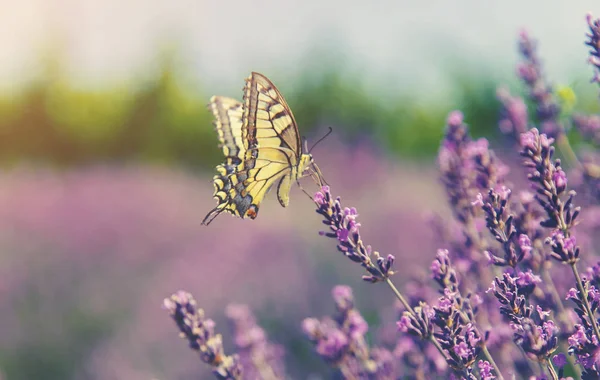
[546,359,559,380]
[480,345,504,380]
[384,278,448,361]
[571,263,600,343]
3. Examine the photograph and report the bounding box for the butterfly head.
[299,153,313,175]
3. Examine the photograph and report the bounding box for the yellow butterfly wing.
[208,95,245,170]
[233,72,306,215]
[202,96,247,225]
[202,72,312,225]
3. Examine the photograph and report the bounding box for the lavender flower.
[572,114,600,145]
[497,87,529,137]
[225,304,286,380]
[520,128,580,238]
[478,187,527,268]
[393,334,448,376]
[586,13,600,85]
[397,301,434,340]
[488,273,559,366]
[428,249,503,377]
[163,291,243,379]
[157,12,600,380]
[303,285,396,379]
[566,273,600,375]
[478,359,496,380]
[439,111,507,226]
[314,186,395,283]
[517,30,563,137]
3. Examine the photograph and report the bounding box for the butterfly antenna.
[308,127,333,154]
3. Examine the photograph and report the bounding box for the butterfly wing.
[209,96,245,170]
[242,72,301,158]
[202,73,304,224]
[233,72,304,215]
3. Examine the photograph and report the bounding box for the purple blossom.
[517,30,563,137]
[553,352,567,367]
[518,234,533,256]
[566,288,579,300]
[304,285,397,378]
[163,291,243,379]
[478,187,528,268]
[398,302,435,340]
[520,128,581,237]
[553,169,568,193]
[497,87,529,136]
[478,360,496,380]
[156,13,600,380]
[315,326,349,361]
[516,270,541,287]
[586,13,600,85]
[572,114,600,144]
[453,341,470,359]
[332,285,354,311]
[314,186,395,283]
[547,230,580,264]
[225,303,286,379]
[397,315,412,333]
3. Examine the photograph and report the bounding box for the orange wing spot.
[245,205,258,219]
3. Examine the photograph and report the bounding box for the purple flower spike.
[447,110,464,127]
[518,234,533,256]
[439,111,508,226]
[520,128,581,242]
[304,285,396,378]
[553,352,567,368]
[572,114,600,145]
[225,304,287,379]
[478,360,496,380]
[553,168,568,194]
[586,13,600,85]
[332,285,354,312]
[517,30,563,137]
[497,87,529,137]
[314,186,395,283]
[163,291,243,379]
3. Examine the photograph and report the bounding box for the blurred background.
[0,1,599,379]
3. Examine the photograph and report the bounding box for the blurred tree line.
[1,52,598,170]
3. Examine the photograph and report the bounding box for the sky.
[0,0,598,95]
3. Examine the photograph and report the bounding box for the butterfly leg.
[296,180,315,202]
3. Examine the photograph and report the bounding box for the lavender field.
[2,2,600,380]
[0,140,447,379]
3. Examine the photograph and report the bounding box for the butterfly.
[202,72,322,225]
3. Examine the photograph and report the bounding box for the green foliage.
[0,52,598,170]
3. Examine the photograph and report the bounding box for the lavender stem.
[546,359,559,380]
[385,278,449,361]
[571,263,600,343]
[479,340,504,380]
